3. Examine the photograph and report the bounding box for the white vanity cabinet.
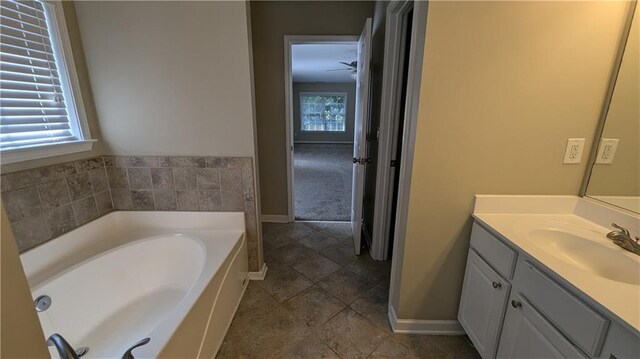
[459,221,640,359]
[497,293,587,358]
[458,228,513,358]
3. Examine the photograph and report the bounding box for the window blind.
[0,0,76,151]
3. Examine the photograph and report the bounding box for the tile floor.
[217,222,480,359]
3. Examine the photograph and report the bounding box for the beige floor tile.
[320,243,358,266]
[274,335,341,359]
[318,222,353,242]
[350,284,392,332]
[216,327,254,359]
[262,230,298,249]
[301,221,334,231]
[394,334,466,359]
[232,282,279,328]
[298,231,342,252]
[282,285,346,328]
[264,222,316,240]
[265,241,307,266]
[319,307,387,359]
[368,335,422,359]
[346,254,391,284]
[259,262,313,302]
[242,305,312,358]
[291,249,341,282]
[455,340,483,359]
[317,267,375,304]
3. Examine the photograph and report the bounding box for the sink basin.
[527,229,640,285]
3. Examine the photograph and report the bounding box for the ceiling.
[292,43,358,83]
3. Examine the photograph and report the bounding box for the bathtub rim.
[20,210,246,288]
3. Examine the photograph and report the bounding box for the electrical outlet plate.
[595,138,619,164]
[563,138,585,164]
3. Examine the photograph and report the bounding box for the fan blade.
[339,61,357,68]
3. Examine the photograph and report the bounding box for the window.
[300,93,346,132]
[0,0,93,164]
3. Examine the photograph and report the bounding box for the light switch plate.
[595,138,619,164]
[563,138,585,164]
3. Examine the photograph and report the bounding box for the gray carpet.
[294,144,353,221]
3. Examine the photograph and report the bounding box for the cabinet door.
[458,249,511,358]
[496,294,587,359]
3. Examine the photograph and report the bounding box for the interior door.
[351,18,372,255]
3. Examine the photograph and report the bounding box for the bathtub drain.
[34,295,52,312]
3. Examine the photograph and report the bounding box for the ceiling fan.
[326,61,357,72]
[326,61,358,80]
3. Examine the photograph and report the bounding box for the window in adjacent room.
[300,92,347,132]
[0,0,94,164]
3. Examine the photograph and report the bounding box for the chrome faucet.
[121,337,150,359]
[607,223,640,256]
[47,334,79,359]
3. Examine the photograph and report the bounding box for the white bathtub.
[20,211,249,359]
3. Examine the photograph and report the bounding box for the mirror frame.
[580,1,638,203]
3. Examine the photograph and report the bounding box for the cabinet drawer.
[470,222,517,279]
[516,260,609,357]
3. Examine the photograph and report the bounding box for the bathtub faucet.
[47,333,79,359]
[121,337,151,359]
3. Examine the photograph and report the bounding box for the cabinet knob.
[511,300,522,308]
[492,281,502,289]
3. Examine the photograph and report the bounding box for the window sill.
[1,140,97,165]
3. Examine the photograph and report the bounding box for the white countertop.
[472,195,640,334]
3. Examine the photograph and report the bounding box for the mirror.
[584,5,639,214]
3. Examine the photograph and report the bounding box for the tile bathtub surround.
[102,155,261,271]
[2,155,261,271]
[1,157,114,252]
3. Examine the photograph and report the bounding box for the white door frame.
[283,35,360,222]
[370,0,415,260]
[381,1,429,328]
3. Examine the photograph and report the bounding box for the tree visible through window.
[300,93,346,132]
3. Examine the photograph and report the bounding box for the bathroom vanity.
[458,196,640,359]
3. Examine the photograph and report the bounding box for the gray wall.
[250,1,375,216]
[293,82,356,143]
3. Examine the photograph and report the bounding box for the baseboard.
[388,304,465,335]
[248,263,268,280]
[261,215,289,223]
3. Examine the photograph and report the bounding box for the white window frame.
[299,92,348,133]
[1,0,95,164]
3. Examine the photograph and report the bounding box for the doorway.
[290,43,358,222]
[284,22,373,255]
[370,1,420,262]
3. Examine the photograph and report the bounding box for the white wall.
[74,1,256,157]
